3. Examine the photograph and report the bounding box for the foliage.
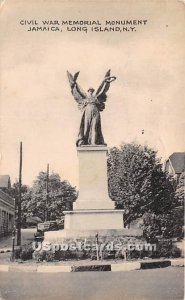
[142,213,160,243]
[108,143,175,226]
[14,246,22,260]
[21,172,77,221]
[31,240,180,262]
[33,250,56,262]
[33,248,86,262]
[143,171,184,241]
[152,240,181,259]
[142,212,183,242]
[3,171,77,223]
[175,171,185,206]
[14,244,34,261]
[20,245,34,260]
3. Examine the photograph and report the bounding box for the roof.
[169,152,185,174]
[0,189,14,207]
[0,175,11,188]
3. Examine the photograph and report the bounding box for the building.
[0,175,11,189]
[0,175,15,237]
[164,152,185,182]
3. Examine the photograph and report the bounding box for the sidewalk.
[0,228,36,253]
[0,235,14,252]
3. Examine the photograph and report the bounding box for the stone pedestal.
[73,146,114,210]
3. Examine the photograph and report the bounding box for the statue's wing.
[95,70,111,111]
[67,71,87,110]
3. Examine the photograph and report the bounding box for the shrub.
[14,247,22,259]
[45,251,55,262]
[14,244,34,261]
[20,246,34,260]
[33,250,47,261]
[151,239,181,258]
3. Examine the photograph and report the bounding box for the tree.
[107,143,175,226]
[175,171,185,206]
[168,171,185,238]
[22,171,77,221]
[157,171,185,239]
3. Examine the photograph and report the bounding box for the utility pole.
[95,232,99,260]
[45,163,49,221]
[17,141,22,246]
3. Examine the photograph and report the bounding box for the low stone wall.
[60,235,146,246]
[44,228,143,241]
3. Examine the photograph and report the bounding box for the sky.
[0,0,185,187]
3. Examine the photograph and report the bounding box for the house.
[0,175,15,237]
[0,175,11,189]
[164,152,185,182]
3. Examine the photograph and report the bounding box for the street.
[0,267,183,300]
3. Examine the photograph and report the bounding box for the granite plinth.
[73,146,114,210]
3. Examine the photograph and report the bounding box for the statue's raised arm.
[95,69,116,111]
[67,71,87,111]
[67,70,116,146]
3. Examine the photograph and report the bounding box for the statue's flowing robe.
[76,96,105,146]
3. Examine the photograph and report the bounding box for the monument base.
[44,145,143,244]
[44,228,143,242]
[44,209,143,242]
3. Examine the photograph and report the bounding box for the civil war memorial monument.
[44,70,143,247]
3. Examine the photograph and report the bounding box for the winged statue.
[67,70,116,146]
